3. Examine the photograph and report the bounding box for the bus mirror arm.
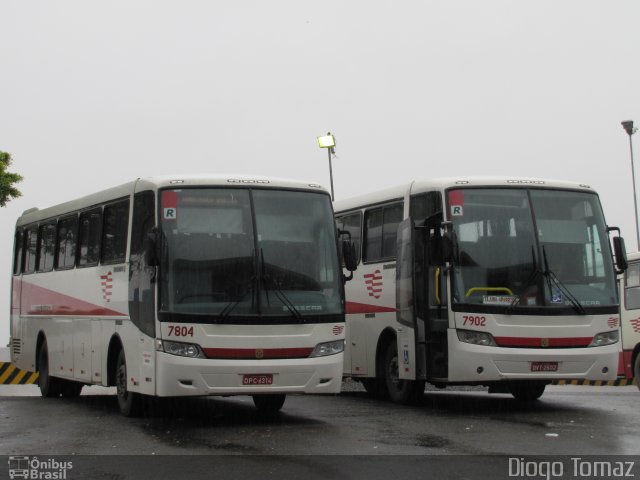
[442,231,456,264]
[607,226,628,273]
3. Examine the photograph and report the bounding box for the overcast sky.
[1,1,640,346]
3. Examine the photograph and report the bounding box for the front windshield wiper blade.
[219,277,257,321]
[508,246,541,312]
[260,249,305,323]
[542,246,586,315]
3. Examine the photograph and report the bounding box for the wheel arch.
[107,334,124,387]
[35,331,47,372]
[375,328,397,378]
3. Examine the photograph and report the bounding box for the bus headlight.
[309,340,345,357]
[589,330,619,347]
[157,340,205,358]
[457,330,497,347]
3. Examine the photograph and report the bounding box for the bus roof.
[17,174,329,226]
[333,176,595,213]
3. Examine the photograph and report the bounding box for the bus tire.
[38,340,62,398]
[252,394,286,414]
[116,349,143,417]
[383,341,425,405]
[508,380,546,402]
[633,353,640,392]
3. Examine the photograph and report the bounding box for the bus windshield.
[158,188,343,323]
[448,188,617,312]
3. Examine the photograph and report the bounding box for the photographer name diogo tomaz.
[509,457,635,479]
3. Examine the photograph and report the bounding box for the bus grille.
[11,338,21,355]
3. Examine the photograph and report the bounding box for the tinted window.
[364,203,403,262]
[78,209,102,267]
[130,191,154,258]
[13,229,23,275]
[56,215,78,270]
[625,262,640,310]
[101,200,129,264]
[23,227,37,274]
[37,222,56,272]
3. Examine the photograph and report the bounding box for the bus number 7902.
[463,316,486,327]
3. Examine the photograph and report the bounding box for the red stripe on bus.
[345,301,397,314]
[621,350,634,378]
[202,347,314,359]
[494,336,593,348]
[18,281,126,317]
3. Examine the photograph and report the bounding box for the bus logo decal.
[630,318,640,333]
[541,338,549,348]
[100,272,113,302]
[449,190,464,216]
[607,317,619,328]
[332,325,344,336]
[162,190,178,221]
[364,270,383,299]
[255,349,264,359]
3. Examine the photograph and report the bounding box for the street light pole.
[317,132,336,201]
[327,141,335,202]
[622,120,640,250]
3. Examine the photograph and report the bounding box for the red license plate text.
[531,362,558,372]
[243,374,273,385]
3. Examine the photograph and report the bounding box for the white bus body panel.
[336,177,620,386]
[11,174,344,399]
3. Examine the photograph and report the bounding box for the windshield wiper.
[542,246,586,315]
[219,277,257,321]
[508,246,541,312]
[260,249,305,323]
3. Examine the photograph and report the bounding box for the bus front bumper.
[155,352,344,397]
[446,335,619,383]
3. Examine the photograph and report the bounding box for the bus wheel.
[116,350,142,417]
[252,394,286,414]
[633,354,640,392]
[60,380,83,398]
[383,342,424,405]
[508,381,546,402]
[38,340,62,398]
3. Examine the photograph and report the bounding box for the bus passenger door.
[420,216,449,379]
[396,218,420,381]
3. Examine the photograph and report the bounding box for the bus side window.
[13,229,23,275]
[625,263,640,310]
[36,222,56,273]
[23,227,37,274]
[78,209,102,267]
[129,191,156,338]
[364,203,403,263]
[55,215,78,270]
[101,200,130,265]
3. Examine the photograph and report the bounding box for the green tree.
[0,151,23,207]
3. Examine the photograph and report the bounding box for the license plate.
[531,362,558,372]
[242,374,273,385]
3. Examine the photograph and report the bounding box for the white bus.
[10,175,355,415]
[618,251,640,388]
[335,177,626,403]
